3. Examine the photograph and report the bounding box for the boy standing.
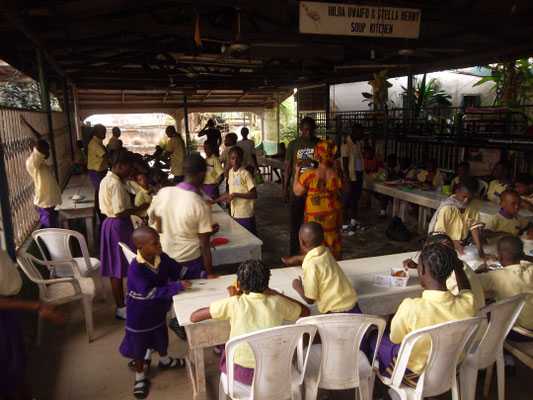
[107,126,122,155]
[162,126,185,184]
[342,124,365,233]
[87,124,110,192]
[23,117,62,228]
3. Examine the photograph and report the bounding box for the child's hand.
[227,285,242,296]
[226,193,236,203]
[403,259,417,269]
[292,276,303,292]
[475,263,489,273]
[181,280,192,291]
[480,252,497,261]
[38,303,66,325]
[281,255,303,266]
[207,273,219,279]
[211,223,220,234]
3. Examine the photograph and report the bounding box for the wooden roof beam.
[200,90,213,104]
[235,92,249,104]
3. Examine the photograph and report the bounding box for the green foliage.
[0,81,62,111]
[280,94,297,144]
[401,76,452,108]
[473,59,533,106]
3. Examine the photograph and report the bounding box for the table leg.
[85,217,94,251]
[399,200,408,222]
[392,198,399,217]
[185,347,207,400]
[62,218,69,229]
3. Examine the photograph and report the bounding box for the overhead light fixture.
[229,42,249,52]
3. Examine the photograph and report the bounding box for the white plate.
[520,236,533,245]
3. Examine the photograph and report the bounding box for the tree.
[0,81,61,111]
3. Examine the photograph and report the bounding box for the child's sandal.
[133,378,150,399]
[128,359,151,371]
[158,357,185,370]
[168,317,187,341]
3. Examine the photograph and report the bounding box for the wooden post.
[36,48,59,178]
[276,90,280,145]
[296,89,300,137]
[325,83,330,137]
[0,143,15,259]
[62,78,74,160]
[183,95,191,154]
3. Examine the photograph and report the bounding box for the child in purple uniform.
[119,226,193,399]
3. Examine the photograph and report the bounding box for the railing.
[0,107,73,249]
[298,105,533,175]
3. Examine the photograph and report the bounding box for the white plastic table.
[363,181,533,234]
[210,205,263,266]
[55,173,95,250]
[173,251,421,399]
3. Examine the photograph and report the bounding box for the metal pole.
[36,48,58,178]
[325,83,330,137]
[183,95,191,154]
[0,143,16,259]
[62,78,74,161]
[71,84,82,140]
[296,89,300,137]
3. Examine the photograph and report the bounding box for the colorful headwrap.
[314,140,338,165]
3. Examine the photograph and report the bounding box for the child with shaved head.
[482,189,532,243]
[120,226,196,398]
[283,222,360,314]
[477,236,533,341]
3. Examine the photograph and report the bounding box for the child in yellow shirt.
[283,222,360,314]
[477,236,533,341]
[211,146,258,234]
[134,172,156,222]
[22,117,62,228]
[451,161,469,193]
[107,126,122,155]
[417,158,444,188]
[369,243,479,387]
[486,160,513,203]
[482,190,531,243]
[428,176,490,259]
[203,141,224,199]
[190,259,309,385]
[514,174,533,212]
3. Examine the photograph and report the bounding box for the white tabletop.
[173,251,420,327]
[209,204,263,266]
[55,174,95,211]
[364,181,533,222]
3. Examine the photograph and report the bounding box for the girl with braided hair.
[367,243,479,388]
[190,259,309,385]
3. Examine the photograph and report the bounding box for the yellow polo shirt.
[302,245,358,313]
[417,170,444,187]
[204,155,224,185]
[87,136,109,171]
[487,179,512,203]
[166,135,185,177]
[390,289,479,375]
[134,185,156,218]
[25,148,62,208]
[107,136,121,151]
[148,186,212,262]
[479,262,533,330]
[209,292,301,368]
[446,262,486,307]
[73,147,86,163]
[346,137,364,181]
[98,171,132,218]
[228,167,256,219]
[484,210,528,242]
[432,198,483,241]
[136,251,161,270]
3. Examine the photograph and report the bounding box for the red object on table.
[212,237,229,246]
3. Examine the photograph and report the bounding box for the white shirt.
[98,171,132,218]
[237,139,257,170]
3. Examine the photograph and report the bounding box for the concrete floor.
[25,181,533,399]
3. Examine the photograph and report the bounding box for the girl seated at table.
[417,158,444,188]
[367,243,479,388]
[486,160,513,203]
[190,259,309,385]
[428,176,492,260]
[211,146,258,235]
[134,172,157,224]
[451,161,470,193]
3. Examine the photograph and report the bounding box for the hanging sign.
[299,2,421,39]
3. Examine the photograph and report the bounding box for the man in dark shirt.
[198,119,222,157]
[283,117,321,255]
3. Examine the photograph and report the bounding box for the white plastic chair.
[504,326,533,370]
[477,179,489,196]
[376,317,484,400]
[296,314,386,400]
[460,295,526,400]
[32,228,105,300]
[119,242,136,264]
[17,252,95,345]
[219,324,318,400]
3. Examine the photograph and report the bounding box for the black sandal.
[128,359,151,371]
[168,317,187,341]
[133,378,150,399]
[158,357,185,370]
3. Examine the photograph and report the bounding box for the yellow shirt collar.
[303,245,327,264]
[244,292,266,299]
[421,289,454,300]
[136,251,161,270]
